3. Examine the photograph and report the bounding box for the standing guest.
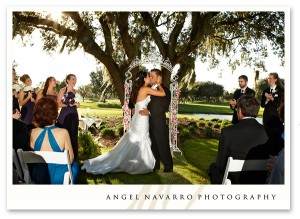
[208,95,268,184]
[12,67,21,113]
[36,76,58,102]
[267,99,284,184]
[229,75,255,124]
[57,74,80,160]
[30,97,79,184]
[261,72,284,126]
[18,74,37,131]
[13,112,30,152]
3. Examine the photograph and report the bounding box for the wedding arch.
[122,54,181,154]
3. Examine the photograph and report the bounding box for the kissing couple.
[81,69,173,174]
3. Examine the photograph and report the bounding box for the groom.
[139,69,173,172]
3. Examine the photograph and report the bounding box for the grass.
[77,99,263,118]
[78,99,123,117]
[78,139,217,185]
[74,98,261,184]
[178,101,232,115]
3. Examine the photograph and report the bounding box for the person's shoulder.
[247,87,255,92]
[233,88,240,94]
[59,128,70,136]
[59,87,66,92]
[30,127,41,135]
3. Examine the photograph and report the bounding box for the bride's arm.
[146,84,166,97]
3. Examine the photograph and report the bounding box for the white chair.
[222,157,268,185]
[17,149,73,185]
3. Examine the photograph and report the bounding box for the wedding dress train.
[81,96,155,174]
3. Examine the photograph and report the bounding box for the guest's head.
[20,74,32,86]
[12,68,17,82]
[43,77,57,96]
[237,95,260,120]
[268,73,284,89]
[65,74,77,87]
[238,75,248,89]
[33,97,58,127]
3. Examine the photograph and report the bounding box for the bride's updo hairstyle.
[130,70,148,105]
[33,97,58,127]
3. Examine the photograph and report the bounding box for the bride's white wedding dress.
[81,96,155,174]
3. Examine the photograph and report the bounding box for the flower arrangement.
[169,88,181,153]
[23,86,34,92]
[62,93,82,106]
[12,84,21,92]
[122,84,131,133]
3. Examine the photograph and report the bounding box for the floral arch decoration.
[123,53,181,154]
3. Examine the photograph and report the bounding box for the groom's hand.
[139,108,150,116]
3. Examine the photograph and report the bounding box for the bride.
[81,70,166,174]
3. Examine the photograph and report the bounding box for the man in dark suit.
[229,75,255,124]
[139,69,173,172]
[208,95,269,184]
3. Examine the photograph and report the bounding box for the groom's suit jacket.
[210,118,268,184]
[148,85,171,118]
[147,85,172,169]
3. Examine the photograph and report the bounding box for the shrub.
[99,122,109,130]
[206,121,213,127]
[197,121,206,128]
[205,127,214,138]
[101,128,116,138]
[221,119,232,128]
[78,131,100,161]
[187,125,196,134]
[88,125,98,135]
[116,124,124,136]
[213,123,221,129]
[179,128,191,140]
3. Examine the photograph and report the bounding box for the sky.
[12,29,285,93]
[2,1,300,218]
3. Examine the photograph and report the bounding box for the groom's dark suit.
[208,118,268,184]
[148,85,173,171]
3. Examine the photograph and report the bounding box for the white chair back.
[17,149,73,185]
[222,157,268,185]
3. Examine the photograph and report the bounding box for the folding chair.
[13,149,24,183]
[222,157,268,185]
[17,149,73,185]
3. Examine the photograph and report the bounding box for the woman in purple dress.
[18,74,36,131]
[57,74,80,160]
[36,76,58,102]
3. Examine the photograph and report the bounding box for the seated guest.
[13,116,30,152]
[13,110,30,184]
[30,97,79,184]
[208,95,269,184]
[267,99,284,184]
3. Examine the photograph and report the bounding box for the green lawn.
[77,99,263,118]
[78,139,216,185]
[75,98,263,184]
